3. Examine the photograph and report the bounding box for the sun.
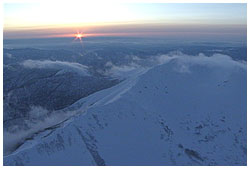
[76,33,82,38]
[74,32,84,41]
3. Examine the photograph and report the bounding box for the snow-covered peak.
[4,54,246,166]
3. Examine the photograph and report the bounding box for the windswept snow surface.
[4,53,246,166]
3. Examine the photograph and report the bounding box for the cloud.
[28,106,49,120]
[4,106,80,156]
[5,53,12,58]
[98,51,246,79]
[103,61,145,79]
[130,55,142,61]
[21,60,90,76]
[154,52,246,73]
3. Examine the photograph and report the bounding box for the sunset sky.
[3,3,247,41]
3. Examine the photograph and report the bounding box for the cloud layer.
[103,61,145,79]
[21,60,90,76]
[155,52,246,73]
[4,106,79,156]
[101,52,246,79]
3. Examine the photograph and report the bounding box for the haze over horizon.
[3,3,247,42]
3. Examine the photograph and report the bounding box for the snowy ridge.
[4,54,246,166]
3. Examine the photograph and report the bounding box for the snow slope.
[4,54,246,166]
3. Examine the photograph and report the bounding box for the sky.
[3,3,247,41]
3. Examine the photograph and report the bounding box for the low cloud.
[99,51,246,78]
[103,61,145,79]
[154,52,246,73]
[5,53,12,58]
[4,106,80,156]
[130,55,142,61]
[21,60,90,76]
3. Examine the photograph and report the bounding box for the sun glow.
[74,32,84,41]
[76,34,82,38]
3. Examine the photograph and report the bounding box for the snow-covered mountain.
[4,53,246,166]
